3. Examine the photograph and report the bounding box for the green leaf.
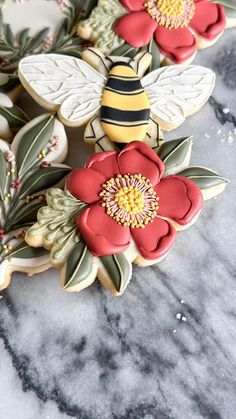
[63,241,93,290]
[10,241,48,259]
[157,137,192,175]
[10,199,46,228]
[148,38,160,71]
[112,43,138,58]
[101,253,131,294]
[28,28,50,51]
[0,104,28,129]
[225,6,236,16]
[177,166,229,189]
[4,24,15,48]
[0,149,7,200]
[18,166,70,200]
[18,28,30,49]
[16,114,55,178]
[213,0,236,9]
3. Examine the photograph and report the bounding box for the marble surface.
[0,30,236,419]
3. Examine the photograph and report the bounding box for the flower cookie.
[0,73,28,140]
[77,0,236,65]
[18,50,215,150]
[25,139,228,296]
[0,114,70,291]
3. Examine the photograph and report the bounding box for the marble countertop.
[0,30,236,419]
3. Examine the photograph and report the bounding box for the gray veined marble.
[0,30,236,419]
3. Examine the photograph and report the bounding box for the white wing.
[142,65,215,131]
[19,54,106,127]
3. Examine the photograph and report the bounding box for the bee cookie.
[0,73,28,141]
[25,138,228,296]
[77,0,236,65]
[18,50,215,151]
[0,114,70,291]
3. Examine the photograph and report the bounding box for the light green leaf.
[213,0,236,9]
[10,241,48,259]
[28,28,50,51]
[63,242,93,289]
[157,137,192,175]
[16,114,55,178]
[0,104,28,129]
[177,166,229,189]
[18,166,71,200]
[0,149,6,200]
[101,253,131,294]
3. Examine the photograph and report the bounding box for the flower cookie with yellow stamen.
[26,139,228,296]
[77,0,236,65]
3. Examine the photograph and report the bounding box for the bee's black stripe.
[101,106,150,122]
[109,75,139,80]
[100,120,149,127]
[106,77,142,93]
[104,87,144,96]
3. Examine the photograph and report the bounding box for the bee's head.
[108,61,137,78]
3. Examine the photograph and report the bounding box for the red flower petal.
[66,168,106,204]
[118,141,165,187]
[190,1,226,40]
[155,176,203,225]
[114,11,158,48]
[119,0,145,11]
[86,150,119,179]
[154,26,197,63]
[77,203,130,256]
[131,217,176,260]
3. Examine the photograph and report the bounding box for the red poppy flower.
[114,0,226,63]
[67,142,203,260]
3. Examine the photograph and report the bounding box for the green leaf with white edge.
[16,114,55,178]
[177,166,229,190]
[18,166,71,200]
[4,24,15,48]
[18,28,30,49]
[213,0,236,9]
[0,149,7,200]
[0,104,28,129]
[148,38,160,71]
[100,253,131,294]
[28,28,50,51]
[9,241,48,259]
[63,241,93,290]
[225,6,236,16]
[9,199,46,229]
[112,43,138,58]
[157,137,192,175]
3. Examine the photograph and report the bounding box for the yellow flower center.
[100,174,159,228]
[145,0,195,29]
[115,186,145,215]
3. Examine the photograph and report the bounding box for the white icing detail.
[142,65,215,129]
[19,54,106,126]
[0,92,13,107]
[0,114,12,138]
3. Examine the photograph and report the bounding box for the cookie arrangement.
[0,0,235,296]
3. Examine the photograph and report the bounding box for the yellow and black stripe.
[100,62,150,144]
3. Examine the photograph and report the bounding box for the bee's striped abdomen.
[100,62,150,144]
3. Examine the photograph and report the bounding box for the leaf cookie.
[0,114,70,291]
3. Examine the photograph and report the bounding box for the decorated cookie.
[18,50,215,150]
[0,0,96,71]
[77,0,236,65]
[0,73,28,140]
[0,114,70,291]
[25,139,228,296]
